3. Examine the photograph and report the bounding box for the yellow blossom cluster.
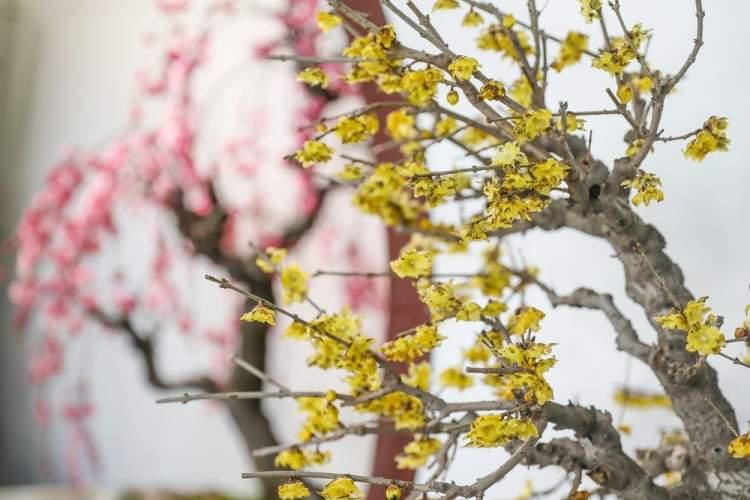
[401,361,431,391]
[297,66,330,88]
[466,414,538,447]
[684,116,730,161]
[275,447,331,470]
[491,342,556,404]
[439,366,474,390]
[476,23,534,62]
[655,297,726,356]
[390,247,435,279]
[296,395,340,441]
[240,304,275,325]
[381,324,445,362]
[281,263,309,304]
[356,391,426,430]
[622,171,665,207]
[462,9,484,27]
[552,32,589,71]
[342,26,399,85]
[320,477,365,499]
[507,306,545,335]
[395,436,442,469]
[278,481,311,500]
[578,0,602,23]
[729,433,750,459]
[592,24,648,76]
[335,113,379,144]
[448,56,480,81]
[284,309,380,394]
[295,139,334,167]
[613,388,671,409]
[255,246,287,273]
[316,11,342,33]
[352,162,421,226]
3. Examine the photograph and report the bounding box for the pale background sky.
[1,0,748,498]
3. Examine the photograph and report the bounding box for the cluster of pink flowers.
[8,0,376,484]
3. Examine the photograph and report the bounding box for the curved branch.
[537,285,652,363]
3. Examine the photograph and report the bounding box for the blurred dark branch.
[88,308,217,393]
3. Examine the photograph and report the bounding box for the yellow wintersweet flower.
[433,0,459,10]
[278,481,310,499]
[464,340,491,364]
[551,32,588,72]
[592,50,627,76]
[477,24,533,62]
[655,297,726,356]
[297,67,330,88]
[377,25,397,48]
[280,263,309,304]
[494,342,556,403]
[297,397,340,438]
[267,247,287,265]
[382,324,445,362]
[401,68,443,106]
[412,175,464,207]
[256,246,286,273]
[632,75,653,93]
[335,114,379,144]
[386,108,417,140]
[320,477,365,500]
[531,159,569,195]
[556,114,584,133]
[508,306,545,335]
[479,79,506,100]
[621,171,664,207]
[456,301,482,321]
[285,322,308,340]
[317,11,342,33]
[396,437,442,469]
[510,75,534,108]
[295,140,334,167]
[467,414,538,447]
[446,89,459,105]
[356,391,426,430]
[625,139,645,158]
[514,109,552,142]
[416,280,461,320]
[617,83,633,104]
[728,434,750,458]
[439,366,474,390]
[336,163,365,182]
[274,449,307,470]
[385,484,402,500]
[353,162,420,226]
[401,362,431,391]
[240,304,275,326]
[448,56,480,81]
[483,300,508,317]
[684,116,730,161]
[390,248,435,278]
[435,116,458,137]
[613,388,671,409]
[462,9,484,27]
[461,126,493,147]
[492,141,528,167]
[578,0,602,23]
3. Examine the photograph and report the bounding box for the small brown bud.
[735,327,748,339]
